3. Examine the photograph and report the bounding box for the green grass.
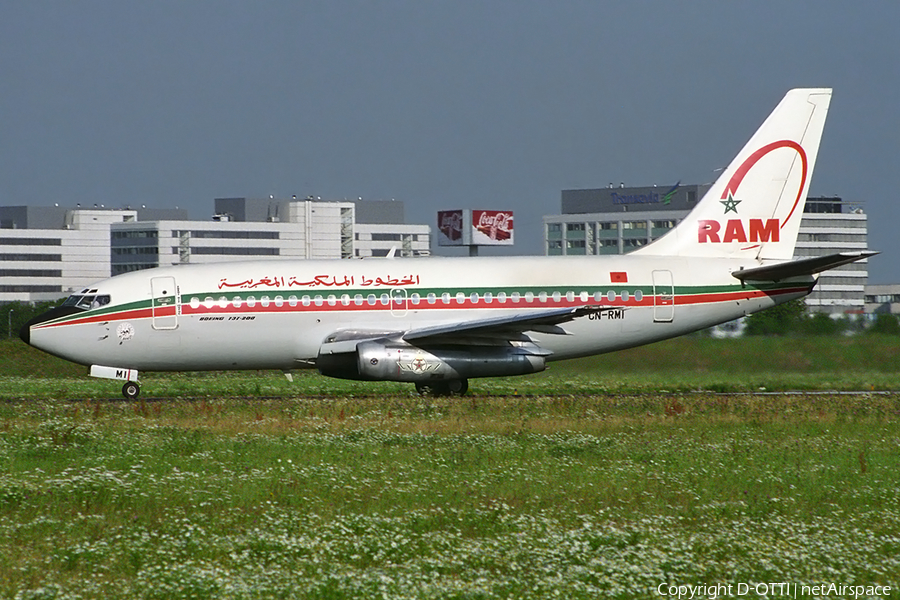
[0,334,898,399]
[1,337,898,597]
[0,394,898,598]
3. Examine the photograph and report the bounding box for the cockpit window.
[61,294,111,311]
[62,295,81,307]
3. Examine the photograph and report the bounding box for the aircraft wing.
[402,305,616,342]
[317,305,618,356]
[732,251,878,282]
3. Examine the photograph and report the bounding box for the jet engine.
[317,340,546,382]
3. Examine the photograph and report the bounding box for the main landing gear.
[414,379,468,396]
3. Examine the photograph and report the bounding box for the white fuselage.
[27,254,812,373]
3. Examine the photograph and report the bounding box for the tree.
[743,298,807,335]
[867,313,900,335]
[1,300,61,340]
[799,312,845,336]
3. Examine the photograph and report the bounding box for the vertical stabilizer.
[635,88,832,260]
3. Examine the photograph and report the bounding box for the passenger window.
[260,296,270,307]
[484,292,493,304]
[380,294,389,306]
[288,296,298,307]
[233,296,243,308]
[456,292,465,304]
[511,292,521,303]
[247,296,257,307]
[190,297,200,309]
[367,295,377,306]
[634,290,643,302]
[274,296,284,307]
[497,292,507,303]
[441,293,450,304]
[427,293,436,304]
[552,292,561,303]
[469,292,478,304]
[302,296,311,307]
[538,292,547,303]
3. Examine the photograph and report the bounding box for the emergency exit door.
[652,270,674,323]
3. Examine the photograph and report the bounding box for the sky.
[2,1,898,281]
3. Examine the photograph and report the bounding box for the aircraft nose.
[19,306,82,347]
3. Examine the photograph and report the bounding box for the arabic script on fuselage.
[217,274,421,290]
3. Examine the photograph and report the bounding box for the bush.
[867,313,900,335]
[799,312,844,336]
[744,299,807,335]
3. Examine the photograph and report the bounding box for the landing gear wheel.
[415,379,469,397]
[447,379,468,396]
[122,381,140,400]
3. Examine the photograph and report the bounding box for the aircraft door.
[652,270,675,323]
[150,276,179,330]
[390,288,408,317]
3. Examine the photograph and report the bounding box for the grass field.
[1,334,899,399]
[0,337,898,598]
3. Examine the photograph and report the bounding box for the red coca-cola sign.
[472,210,514,244]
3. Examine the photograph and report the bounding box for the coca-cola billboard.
[437,209,515,246]
[472,210,514,245]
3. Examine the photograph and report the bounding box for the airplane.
[21,88,876,399]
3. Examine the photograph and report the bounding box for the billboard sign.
[437,210,466,246]
[438,209,515,247]
[472,210,514,245]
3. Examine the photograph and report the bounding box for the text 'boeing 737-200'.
[21,88,876,399]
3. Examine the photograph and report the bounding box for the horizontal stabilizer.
[732,251,878,282]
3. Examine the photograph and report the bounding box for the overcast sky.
[2,1,898,281]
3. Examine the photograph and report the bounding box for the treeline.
[0,301,59,340]
[743,299,899,336]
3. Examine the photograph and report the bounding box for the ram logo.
[698,219,780,244]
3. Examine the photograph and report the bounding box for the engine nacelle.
[317,340,546,382]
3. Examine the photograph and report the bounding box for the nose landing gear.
[89,365,141,400]
[122,381,140,400]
